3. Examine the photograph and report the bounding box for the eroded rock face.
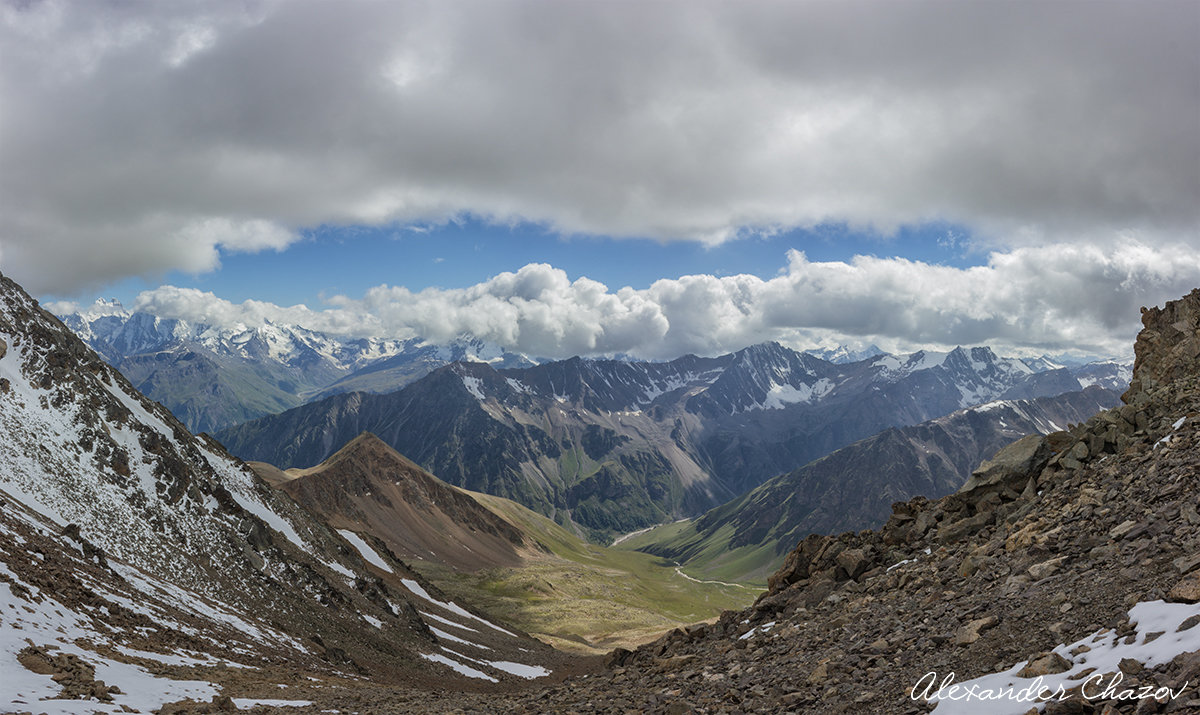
[1123,287,1200,404]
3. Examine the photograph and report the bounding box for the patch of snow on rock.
[337,529,394,573]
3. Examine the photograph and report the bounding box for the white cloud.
[130,285,375,338]
[0,1,1195,295]
[132,245,1200,359]
[174,218,297,253]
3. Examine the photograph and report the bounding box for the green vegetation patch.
[419,492,761,653]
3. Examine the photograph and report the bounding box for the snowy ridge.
[869,346,1063,408]
[0,318,323,593]
[966,398,1066,433]
[64,300,540,376]
[64,299,410,372]
[804,344,884,364]
[1072,359,1134,391]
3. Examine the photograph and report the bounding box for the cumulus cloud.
[132,245,1200,359]
[1,0,1196,294]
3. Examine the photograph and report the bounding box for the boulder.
[960,434,1052,495]
[1167,574,1200,603]
[953,615,998,645]
[1017,651,1072,677]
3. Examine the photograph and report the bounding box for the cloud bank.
[129,245,1200,359]
[1,0,1197,294]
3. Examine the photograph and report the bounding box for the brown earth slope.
[252,433,757,655]
[252,432,535,571]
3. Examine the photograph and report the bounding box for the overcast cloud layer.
[117,243,1198,360]
[4,0,1199,356]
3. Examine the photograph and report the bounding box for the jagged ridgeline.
[621,385,1119,585]
[217,340,1125,542]
[0,271,566,712]
[60,301,537,434]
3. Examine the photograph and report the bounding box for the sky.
[2,0,1198,360]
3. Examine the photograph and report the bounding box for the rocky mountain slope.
[250,432,535,572]
[250,433,755,654]
[437,287,1199,714]
[0,272,569,714]
[217,341,1126,541]
[622,385,1120,585]
[59,300,534,432]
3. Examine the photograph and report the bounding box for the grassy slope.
[415,490,761,654]
[613,518,784,588]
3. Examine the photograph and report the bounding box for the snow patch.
[114,646,252,669]
[739,621,777,640]
[486,660,551,679]
[907,350,950,372]
[461,375,486,401]
[505,377,531,394]
[429,626,491,650]
[400,579,517,637]
[420,610,479,633]
[337,529,394,573]
[232,699,314,709]
[440,647,552,680]
[760,378,833,409]
[928,600,1200,714]
[419,652,498,682]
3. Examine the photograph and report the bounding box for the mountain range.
[620,384,1120,584]
[59,299,536,433]
[58,301,1130,439]
[494,287,1200,715]
[216,340,1130,541]
[4,263,1195,714]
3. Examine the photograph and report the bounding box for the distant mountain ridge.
[803,343,885,364]
[59,299,536,432]
[217,340,1129,540]
[620,384,1121,584]
[59,300,1130,439]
